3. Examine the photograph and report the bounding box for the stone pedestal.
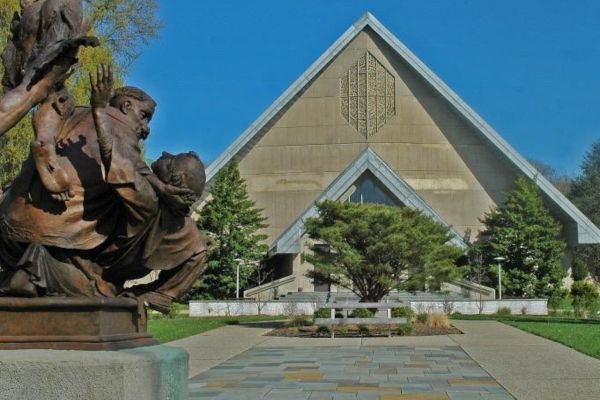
[0,345,189,400]
[0,297,157,350]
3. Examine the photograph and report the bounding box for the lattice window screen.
[341,51,395,137]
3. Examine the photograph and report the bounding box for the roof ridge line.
[201,11,600,244]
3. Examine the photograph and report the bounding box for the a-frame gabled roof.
[205,12,600,245]
[270,148,468,255]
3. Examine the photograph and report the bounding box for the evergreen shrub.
[391,306,415,319]
[313,308,330,319]
[497,307,512,315]
[349,308,374,318]
[571,281,599,317]
[416,313,428,324]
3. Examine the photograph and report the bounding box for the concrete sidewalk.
[167,321,282,377]
[450,320,600,400]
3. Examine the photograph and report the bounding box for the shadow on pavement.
[225,320,288,330]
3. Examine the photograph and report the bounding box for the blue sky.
[127,0,600,176]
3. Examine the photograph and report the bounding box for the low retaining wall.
[190,298,548,317]
[189,300,317,317]
[410,299,548,315]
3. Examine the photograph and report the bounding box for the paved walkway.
[167,321,280,377]
[189,345,511,400]
[451,320,600,400]
[169,320,600,400]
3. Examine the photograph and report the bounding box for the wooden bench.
[314,303,407,338]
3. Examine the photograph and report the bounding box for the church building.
[200,13,600,296]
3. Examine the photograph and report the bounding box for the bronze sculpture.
[0,0,208,329]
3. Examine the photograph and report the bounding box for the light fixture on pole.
[493,256,506,300]
[234,258,242,299]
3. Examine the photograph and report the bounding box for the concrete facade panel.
[243,172,342,193]
[240,143,366,175]
[237,26,518,249]
[256,125,364,147]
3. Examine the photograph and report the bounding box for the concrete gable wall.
[359,28,520,236]
[238,27,520,244]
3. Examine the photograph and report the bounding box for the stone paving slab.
[189,346,513,400]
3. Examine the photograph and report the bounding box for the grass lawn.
[450,313,600,323]
[504,320,600,360]
[452,313,600,359]
[148,315,286,343]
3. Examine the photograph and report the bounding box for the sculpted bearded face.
[121,98,155,140]
[109,87,156,140]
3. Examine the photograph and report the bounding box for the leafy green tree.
[194,162,268,299]
[528,159,572,195]
[569,140,600,282]
[0,0,31,189]
[478,176,566,298]
[304,200,465,302]
[0,0,160,187]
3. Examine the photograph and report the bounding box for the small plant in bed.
[350,308,374,318]
[426,313,450,329]
[397,323,414,336]
[357,324,370,336]
[316,325,331,336]
[521,306,527,315]
[289,315,313,327]
[335,326,349,336]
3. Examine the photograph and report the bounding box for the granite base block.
[0,345,189,400]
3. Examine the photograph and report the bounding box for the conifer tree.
[478,176,566,297]
[194,162,268,299]
[305,200,465,302]
[569,140,600,282]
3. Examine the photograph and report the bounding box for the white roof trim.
[206,11,600,245]
[270,147,467,255]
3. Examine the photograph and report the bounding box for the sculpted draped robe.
[0,106,155,296]
[0,105,206,298]
[0,106,148,250]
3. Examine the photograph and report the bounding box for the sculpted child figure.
[2,0,87,91]
[29,82,76,199]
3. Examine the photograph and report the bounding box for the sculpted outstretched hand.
[90,64,113,109]
[90,64,115,168]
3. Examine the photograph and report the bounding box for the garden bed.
[266,322,461,337]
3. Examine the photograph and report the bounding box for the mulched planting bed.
[266,322,461,337]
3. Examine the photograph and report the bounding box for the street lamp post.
[236,264,240,299]
[234,258,242,299]
[493,256,506,300]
